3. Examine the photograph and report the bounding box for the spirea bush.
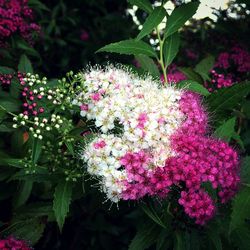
[1,0,250,249]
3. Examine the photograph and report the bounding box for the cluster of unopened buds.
[76,66,240,225]
[0,73,13,88]
[19,73,47,116]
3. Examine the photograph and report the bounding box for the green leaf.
[128,0,153,13]
[13,202,53,219]
[165,2,199,38]
[28,0,50,11]
[3,218,45,245]
[18,54,33,73]
[0,66,15,74]
[13,180,33,208]
[230,187,250,233]
[31,138,42,164]
[214,117,236,141]
[240,156,250,184]
[129,223,160,250]
[137,6,166,40]
[0,99,20,112]
[231,226,250,250]
[201,182,217,200]
[177,80,210,96]
[53,180,73,232]
[65,140,74,156]
[194,55,215,81]
[206,81,250,120]
[135,55,160,77]
[178,67,203,84]
[207,228,222,250]
[174,231,186,250]
[0,124,15,132]
[141,204,166,228]
[232,132,245,150]
[164,32,180,68]
[97,39,157,58]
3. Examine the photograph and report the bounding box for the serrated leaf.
[141,204,166,228]
[232,132,245,150]
[194,55,215,81]
[177,80,210,96]
[178,67,203,84]
[97,39,157,58]
[129,223,160,250]
[230,187,250,233]
[214,117,236,141]
[135,55,160,77]
[164,32,180,68]
[137,6,166,40]
[165,2,199,38]
[206,81,250,119]
[18,54,33,73]
[128,0,153,13]
[53,180,73,232]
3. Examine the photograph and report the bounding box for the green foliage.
[230,187,250,233]
[129,222,160,250]
[214,117,236,141]
[135,54,160,77]
[164,32,180,68]
[206,81,250,120]
[18,54,34,73]
[194,55,215,81]
[53,180,73,231]
[136,6,166,40]
[177,80,211,96]
[97,39,157,58]
[179,67,204,84]
[128,0,153,13]
[164,2,200,38]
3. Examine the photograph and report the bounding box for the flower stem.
[156,27,168,84]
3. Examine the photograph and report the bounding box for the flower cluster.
[205,44,250,91]
[0,236,31,250]
[0,0,40,45]
[77,66,240,224]
[0,73,13,88]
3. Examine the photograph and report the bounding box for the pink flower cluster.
[205,70,234,91]
[206,44,250,91]
[215,45,250,73]
[0,236,31,250]
[119,92,239,225]
[0,73,13,88]
[0,0,40,44]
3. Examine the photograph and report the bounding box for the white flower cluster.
[76,66,185,202]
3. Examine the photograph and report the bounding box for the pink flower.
[93,140,106,149]
[90,93,101,101]
[80,30,89,41]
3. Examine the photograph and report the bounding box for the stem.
[0,104,16,117]
[156,26,168,84]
